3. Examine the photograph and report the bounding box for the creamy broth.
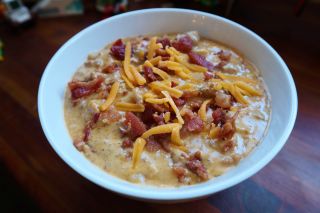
[64,31,271,187]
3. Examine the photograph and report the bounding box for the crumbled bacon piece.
[221,140,234,153]
[217,50,231,61]
[186,158,208,180]
[145,139,161,152]
[188,52,214,71]
[183,110,204,133]
[82,112,100,142]
[102,63,120,73]
[200,89,216,98]
[189,151,202,161]
[110,39,126,60]
[212,108,226,126]
[143,65,157,82]
[124,112,147,140]
[182,90,199,98]
[172,35,193,53]
[189,99,202,110]
[173,166,187,183]
[68,76,104,100]
[218,121,235,140]
[153,113,165,125]
[204,71,214,80]
[171,81,178,87]
[151,103,166,113]
[121,139,133,149]
[156,37,171,48]
[173,98,186,107]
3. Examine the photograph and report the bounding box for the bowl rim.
[38,8,298,200]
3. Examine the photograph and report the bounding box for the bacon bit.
[82,112,101,142]
[217,111,239,140]
[173,97,186,107]
[172,35,193,53]
[189,151,202,161]
[218,121,235,140]
[183,110,204,133]
[173,166,187,183]
[100,106,121,124]
[121,138,133,149]
[159,140,171,152]
[182,90,199,98]
[188,99,202,111]
[143,65,157,82]
[186,158,208,180]
[153,113,165,125]
[204,71,214,80]
[141,104,155,126]
[188,52,214,71]
[68,76,104,100]
[215,60,228,69]
[217,50,231,61]
[110,39,126,60]
[200,89,216,98]
[125,112,147,140]
[145,139,161,152]
[221,140,234,153]
[156,37,171,48]
[152,103,166,113]
[102,63,120,73]
[171,81,178,87]
[212,108,226,126]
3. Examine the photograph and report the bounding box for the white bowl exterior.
[38,9,297,201]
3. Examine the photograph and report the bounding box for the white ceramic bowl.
[38,8,298,202]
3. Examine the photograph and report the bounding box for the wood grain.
[0,1,319,212]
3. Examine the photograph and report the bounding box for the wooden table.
[0,1,319,212]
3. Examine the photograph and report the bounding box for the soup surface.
[65,31,271,186]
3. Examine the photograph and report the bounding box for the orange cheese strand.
[99,81,119,111]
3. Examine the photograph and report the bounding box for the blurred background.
[0,0,319,212]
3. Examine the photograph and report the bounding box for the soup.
[64,31,271,186]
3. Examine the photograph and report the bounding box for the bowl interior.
[38,9,297,201]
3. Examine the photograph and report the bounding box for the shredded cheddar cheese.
[198,99,211,121]
[161,91,184,124]
[130,65,146,85]
[115,102,145,112]
[209,124,221,139]
[170,144,188,153]
[145,98,169,104]
[171,126,182,145]
[216,72,257,84]
[164,112,171,123]
[152,67,170,80]
[147,37,157,60]
[123,42,135,82]
[120,70,134,89]
[149,56,161,65]
[235,81,262,96]
[99,82,119,111]
[149,81,183,98]
[132,137,146,169]
[142,123,182,139]
[175,83,195,91]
